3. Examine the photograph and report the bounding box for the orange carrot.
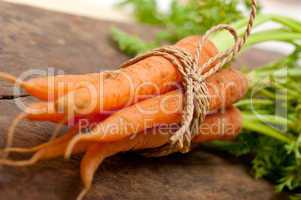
[3,127,79,154]
[0,36,217,102]
[53,36,218,116]
[77,106,242,200]
[3,104,108,159]
[0,72,101,101]
[0,106,241,200]
[0,137,90,167]
[65,68,248,157]
[0,106,241,167]
[77,144,107,200]
[25,102,66,122]
[24,102,109,123]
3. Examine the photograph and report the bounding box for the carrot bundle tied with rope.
[112,0,257,155]
[0,0,257,199]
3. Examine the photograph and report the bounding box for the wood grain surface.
[0,1,285,200]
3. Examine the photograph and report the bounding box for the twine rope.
[120,0,257,156]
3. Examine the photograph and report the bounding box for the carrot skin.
[117,105,242,150]
[0,36,217,102]
[70,68,247,143]
[55,36,218,115]
[3,127,78,154]
[25,102,109,124]
[19,36,217,123]
[192,105,242,142]
[77,144,105,200]
[26,73,101,100]
[76,105,241,200]
[1,106,241,164]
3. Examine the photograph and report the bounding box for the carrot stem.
[235,99,274,107]
[243,113,294,128]
[242,114,294,144]
[245,29,301,49]
[212,14,301,52]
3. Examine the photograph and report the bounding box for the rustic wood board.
[0,1,285,200]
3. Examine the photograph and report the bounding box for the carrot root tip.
[49,118,68,142]
[0,146,40,154]
[64,134,83,159]
[0,153,40,167]
[76,187,91,200]
[3,113,28,159]
[0,72,27,87]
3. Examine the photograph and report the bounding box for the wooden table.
[0,2,284,200]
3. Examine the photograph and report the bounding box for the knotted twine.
[120,0,257,157]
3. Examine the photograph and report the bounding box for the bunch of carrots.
[0,36,248,199]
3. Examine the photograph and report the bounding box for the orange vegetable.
[24,102,109,123]
[0,33,247,200]
[77,105,242,199]
[0,36,217,102]
[0,106,241,200]
[3,104,108,159]
[65,68,248,156]
[53,36,218,116]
